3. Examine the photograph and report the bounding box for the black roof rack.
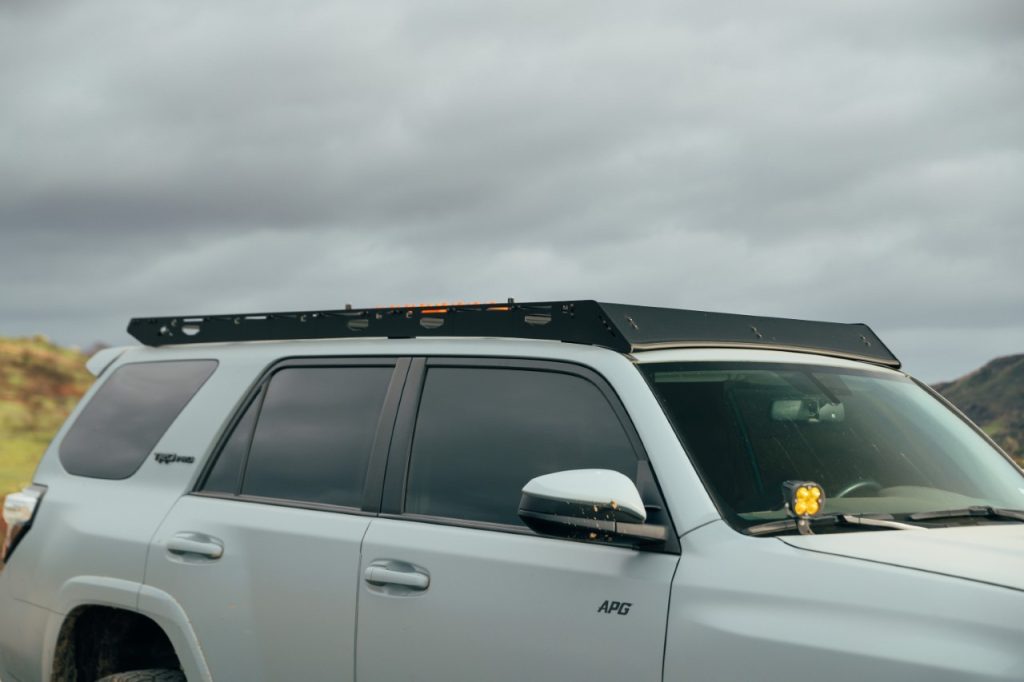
[127,300,900,367]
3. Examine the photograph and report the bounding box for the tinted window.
[201,391,261,494]
[241,366,393,507]
[405,368,638,526]
[60,360,218,479]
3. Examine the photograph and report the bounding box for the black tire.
[95,670,186,682]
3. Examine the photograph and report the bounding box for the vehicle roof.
[109,337,902,377]
[115,336,624,366]
[632,347,904,375]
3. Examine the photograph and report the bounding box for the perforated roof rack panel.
[127,300,900,368]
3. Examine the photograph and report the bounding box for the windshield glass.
[641,362,1024,530]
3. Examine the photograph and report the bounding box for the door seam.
[661,555,682,682]
[353,519,374,682]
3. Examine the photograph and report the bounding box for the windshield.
[641,362,1024,531]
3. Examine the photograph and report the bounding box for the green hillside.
[0,336,93,499]
[934,354,1024,467]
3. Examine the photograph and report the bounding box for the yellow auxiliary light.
[783,481,826,519]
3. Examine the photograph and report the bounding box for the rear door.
[145,358,407,681]
[356,358,680,681]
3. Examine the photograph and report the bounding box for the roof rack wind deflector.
[126,301,900,368]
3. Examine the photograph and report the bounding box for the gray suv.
[2,301,1023,682]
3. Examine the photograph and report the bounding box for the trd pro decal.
[154,452,196,465]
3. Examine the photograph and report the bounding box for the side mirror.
[518,469,667,546]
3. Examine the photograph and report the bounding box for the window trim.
[381,356,680,553]
[192,356,409,515]
[195,490,379,518]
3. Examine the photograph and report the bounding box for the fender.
[43,576,141,679]
[137,584,214,682]
[41,577,212,682]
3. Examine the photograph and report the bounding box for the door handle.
[167,532,224,559]
[364,563,430,590]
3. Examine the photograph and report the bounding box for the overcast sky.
[1,1,1021,382]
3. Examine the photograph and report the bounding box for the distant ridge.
[935,354,1024,466]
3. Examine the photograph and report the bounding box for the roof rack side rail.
[126,300,900,368]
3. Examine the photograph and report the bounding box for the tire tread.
[95,669,186,682]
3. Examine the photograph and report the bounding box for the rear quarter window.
[59,360,217,479]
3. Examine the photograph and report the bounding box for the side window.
[201,390,261,494]
[60,360,217,480]
[233,366,393,507]
[404,367,639,526]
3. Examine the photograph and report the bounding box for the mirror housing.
[518,469,666,546]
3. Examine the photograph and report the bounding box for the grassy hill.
[0,337,93,499]
[934,354,1024,467]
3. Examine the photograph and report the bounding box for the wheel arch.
[49,606,180,681]
[42,578,211,681]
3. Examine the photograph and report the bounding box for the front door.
[356,359,680,681]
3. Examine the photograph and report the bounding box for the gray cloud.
[1,0,1022,382]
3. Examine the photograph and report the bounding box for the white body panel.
[666,520,1024,681]
[781,523,1024,591]
[356,517,678,682]
[145,496,369,682]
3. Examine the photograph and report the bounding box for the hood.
[781,523,1024,592]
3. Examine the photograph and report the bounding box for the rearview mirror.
[518,469,666,545]
[771,398,845,423]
